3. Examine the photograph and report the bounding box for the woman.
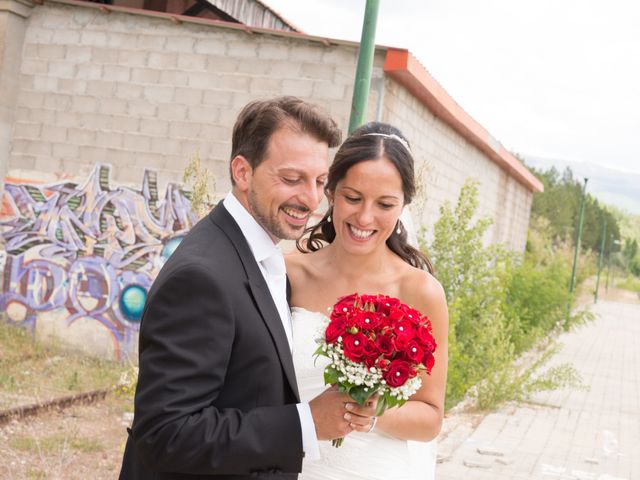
[286,122,449,480]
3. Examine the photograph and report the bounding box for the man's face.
[235,126,330,242]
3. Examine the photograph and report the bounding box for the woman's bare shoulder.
[399,266,447,314]
[284,249,325,280]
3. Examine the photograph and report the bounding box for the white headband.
[363,133,411,153]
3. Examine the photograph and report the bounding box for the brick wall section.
[383,78,533,251]
[0,0,35,200]
[10,2,358,191]
[8,1,533,252]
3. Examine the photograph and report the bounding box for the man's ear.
[230,155,252,191]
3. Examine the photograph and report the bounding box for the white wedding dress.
[291,307,437,480]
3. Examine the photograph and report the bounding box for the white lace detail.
[291,307,436,480]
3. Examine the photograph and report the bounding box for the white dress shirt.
[223,192,321,460]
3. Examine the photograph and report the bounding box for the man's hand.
[308,386,378,440]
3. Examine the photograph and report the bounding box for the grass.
[10,434,104,454]
[0,321,131,408]
[617,275,640,293]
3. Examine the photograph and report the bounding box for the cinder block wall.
[2,0,539,359]
[9,2,358,192]
[383,79,533,251]
[8,1,535,251]
[0,0,35,201]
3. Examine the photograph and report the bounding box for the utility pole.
[569,178,589,294]
[566,177,588,322]
[594,217,607,303]
[348,0,380,134]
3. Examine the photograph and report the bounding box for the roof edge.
[384,49,543,193]
[42,0,366,49]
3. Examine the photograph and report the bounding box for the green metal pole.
[569,178,589,294]
[594,217,607,303]
[605,245,611,292]
[348,0,381,134]
[566,177,588,323]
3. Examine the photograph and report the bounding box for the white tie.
[261,249,293,350]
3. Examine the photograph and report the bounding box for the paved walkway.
[435,300,640,480]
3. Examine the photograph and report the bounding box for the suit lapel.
[209,204,300,402]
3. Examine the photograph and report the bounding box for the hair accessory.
[363,132,411,153]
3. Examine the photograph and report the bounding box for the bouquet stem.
[332,438,344,448]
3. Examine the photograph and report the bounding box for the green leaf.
[313,345,327,358]
[375,394,387,417]
[347,385,374,406]
[324,367,339,385]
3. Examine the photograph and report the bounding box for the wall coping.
[43,0,360,48]
[40,0,542,193]
[384,49,543,193]
[0,0,36,17]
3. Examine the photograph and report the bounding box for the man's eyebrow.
[278,168,327,179]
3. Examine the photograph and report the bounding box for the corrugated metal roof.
[206,0,300,32]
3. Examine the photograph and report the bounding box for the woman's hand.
[343,397,378,433]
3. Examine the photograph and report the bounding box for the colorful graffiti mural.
[0,164,197,359]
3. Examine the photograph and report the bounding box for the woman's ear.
[230,155,252,191]
[326,191,334,207]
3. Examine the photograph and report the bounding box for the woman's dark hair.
[297,121,434,274]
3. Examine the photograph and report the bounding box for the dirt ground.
[0,395,131,480]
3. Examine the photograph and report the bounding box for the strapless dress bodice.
[291,307,436,480]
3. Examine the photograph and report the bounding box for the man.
[119,97,374,479]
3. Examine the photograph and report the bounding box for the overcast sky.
[264,0,640,175]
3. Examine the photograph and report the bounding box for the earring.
[327,215,332,223]
[396,221,402,235]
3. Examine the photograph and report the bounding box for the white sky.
[264,0,640,175]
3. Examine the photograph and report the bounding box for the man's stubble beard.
[248,189,305,241]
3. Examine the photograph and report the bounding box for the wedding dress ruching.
[291,307,436,480]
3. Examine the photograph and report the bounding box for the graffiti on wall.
[0,164,197,359]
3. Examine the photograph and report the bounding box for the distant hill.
[522,155,640,215]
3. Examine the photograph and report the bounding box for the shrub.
[423,181,586,410]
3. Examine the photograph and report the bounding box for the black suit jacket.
[119,203,303,479]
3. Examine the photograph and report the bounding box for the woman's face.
[330,157,405,256]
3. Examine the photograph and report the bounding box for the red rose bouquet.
[315,293,437,447]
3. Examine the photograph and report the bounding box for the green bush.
[423,181,586,410]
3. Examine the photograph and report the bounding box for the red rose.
[363,339,380,368]
[393,334,411,351]
[422,351,435,373]
[383,360,413,387]
[394,318,415,340]
[388,306,405,322]
[342,331,367,361]
[376,296,401,315]
[400,305,422,325]
[332,293,358,317]
[360,294,378,308]
[376,334,395,358]
[404,340,424,363]
[325,317,347,343]
[416,324,436,351]
[376,357,391,370]
[354,311,381,330]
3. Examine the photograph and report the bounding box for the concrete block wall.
[1,0,539,360]
[8,1,534,253]
[0,0,35,202]
[9,1,358,193]
[383,79,533,251]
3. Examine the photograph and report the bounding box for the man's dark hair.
[230,96,342,184]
